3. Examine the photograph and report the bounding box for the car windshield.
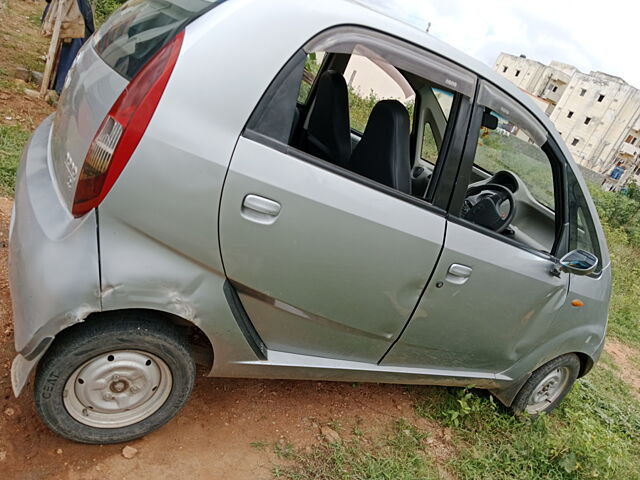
[95,0,225,80]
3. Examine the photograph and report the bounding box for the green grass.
[273,420,441,480]
[604,225,640,348]
[422,367,640,480]
[27,12,42,28]
[0,125,29,196]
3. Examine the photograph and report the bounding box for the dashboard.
[468,170,556,253]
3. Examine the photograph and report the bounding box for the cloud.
[358,0,640,88]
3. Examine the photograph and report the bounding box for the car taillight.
[71,31,184,217]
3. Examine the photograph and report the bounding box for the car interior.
[287,50,558,254]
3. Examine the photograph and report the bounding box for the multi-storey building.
[495,53,640,188]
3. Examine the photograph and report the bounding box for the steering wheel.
[462,183,517,233]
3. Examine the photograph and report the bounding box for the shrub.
[94,0,127,26]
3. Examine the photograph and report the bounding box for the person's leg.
[53,38,84,94]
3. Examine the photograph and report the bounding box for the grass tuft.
[411,367,640,480]
[0,124,29,195]
[273,420,441,480]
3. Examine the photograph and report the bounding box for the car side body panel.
[9,0,611,399]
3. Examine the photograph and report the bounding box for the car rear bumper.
[9,114,101,396]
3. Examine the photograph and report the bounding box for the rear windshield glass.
[95,0,225,80]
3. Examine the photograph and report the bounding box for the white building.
[495,53,640,188]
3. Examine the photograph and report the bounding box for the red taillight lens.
[72,31,184,217]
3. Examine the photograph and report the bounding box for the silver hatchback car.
[10,0,610,444]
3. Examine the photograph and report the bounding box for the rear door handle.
[445,264,473,285]
[241,194,281,224]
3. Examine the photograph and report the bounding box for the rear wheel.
[34,313,195,444]
[511,353,581,416]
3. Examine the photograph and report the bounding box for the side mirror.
[481,110,498,130]
[553,249,598,277]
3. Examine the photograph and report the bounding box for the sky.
[358,0,640,88]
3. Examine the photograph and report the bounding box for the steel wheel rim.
[525,366,571,414]
[63,350,173,429]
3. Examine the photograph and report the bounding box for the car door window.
[474,110,555,210]
[456,81,559,254]
[251,45,470,205]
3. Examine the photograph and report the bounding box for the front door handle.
[445,263,473,285]
[241,194,281,224]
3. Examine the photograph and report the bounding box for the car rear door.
[218,29,476,363]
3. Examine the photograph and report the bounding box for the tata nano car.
[9,0,610,444]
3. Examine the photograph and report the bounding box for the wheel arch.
[43,308,214,372]
[575,350,595,378]
[80,309,215,371]
[491,349,597,407]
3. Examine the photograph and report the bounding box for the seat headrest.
[306,70,351,168]
[349,100,411,194]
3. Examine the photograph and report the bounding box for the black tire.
[511,353,581,417]
[34,312,196,444]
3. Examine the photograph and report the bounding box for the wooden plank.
[48,39,63,91]
[40,0,65,98]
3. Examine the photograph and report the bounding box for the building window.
[584,117,592,125]
[598,94,605,102]
[572,138,580,146]
[552,86,558,92]
[515,70,521,77]
[567,111,574,118]
[502,66,508,73]
[625,135,637,145]
[580,88,587,96]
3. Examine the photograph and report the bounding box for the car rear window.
[95,0,226,80]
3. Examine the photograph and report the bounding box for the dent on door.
[383,222,568,373]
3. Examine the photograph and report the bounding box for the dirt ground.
[604,338,640,400]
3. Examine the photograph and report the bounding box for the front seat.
[302,70,351,168]
[349,100,411,194]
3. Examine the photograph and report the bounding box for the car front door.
[218,31,475,363]
[383,81,571,375]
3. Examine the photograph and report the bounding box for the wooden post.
[40,0,65,98]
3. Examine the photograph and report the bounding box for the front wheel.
[34,313,196,444]
[511,353,581,416]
